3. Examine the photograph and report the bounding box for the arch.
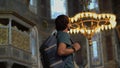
[29,0,37,14]
[50,0,68,19]
[88,0,99,12]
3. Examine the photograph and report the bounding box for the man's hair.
[55,15,69,31]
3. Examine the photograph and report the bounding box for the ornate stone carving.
[12,26,30,51]
[0,25,8,45]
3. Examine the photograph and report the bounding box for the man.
[55,15,81,68]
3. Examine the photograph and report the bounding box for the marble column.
[6,61,13,68]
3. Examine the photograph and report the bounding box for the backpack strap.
[51,30,57,35]
[70,38,74,44]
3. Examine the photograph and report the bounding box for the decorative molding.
[0,11,36,26]
[42,20,48,29]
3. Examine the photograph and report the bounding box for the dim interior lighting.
[68,12,117,45]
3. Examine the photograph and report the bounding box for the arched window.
[92,41,98,59]
[50,0,68,19]
[29,0,37,14]
[90,33,103,67]
[88,0,99,12]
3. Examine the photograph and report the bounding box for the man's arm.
[57,42,80,56]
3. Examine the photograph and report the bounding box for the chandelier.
[69,12,117,45]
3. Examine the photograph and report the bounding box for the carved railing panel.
[0,26,8,45]
[12,26,30,51]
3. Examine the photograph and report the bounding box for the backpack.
[40,32,65,68]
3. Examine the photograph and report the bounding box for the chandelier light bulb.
[80,29,85,34]
[105,25,108,30]
[108,25,112,29]
[69,29,73,34]
[102,14,105,18]
[76,29,79,34]
[73,29,76,34]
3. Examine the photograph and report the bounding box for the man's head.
[55,15,70,31]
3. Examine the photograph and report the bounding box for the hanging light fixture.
[68,0,117,45]
[69,12,116,45]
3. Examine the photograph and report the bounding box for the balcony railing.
[12,26,30,51]
[0,23,32,64]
